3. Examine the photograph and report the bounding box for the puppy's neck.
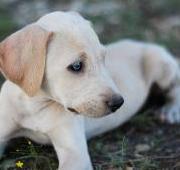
[30,89,65,114]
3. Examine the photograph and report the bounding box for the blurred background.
[1,0,180,53]
[0,0,180,170]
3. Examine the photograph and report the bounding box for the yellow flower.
[16,161,24,168]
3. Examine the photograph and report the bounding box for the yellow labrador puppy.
[0,11,180,170]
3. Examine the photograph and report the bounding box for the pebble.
[135,144,151,153]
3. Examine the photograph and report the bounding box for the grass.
[0,7,17,41]
[0,0,180,169]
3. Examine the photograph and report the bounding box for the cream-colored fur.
[0,12,180,170]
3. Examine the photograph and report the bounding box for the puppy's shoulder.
[0,80,26,102]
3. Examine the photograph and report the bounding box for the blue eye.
[68,61,83,72]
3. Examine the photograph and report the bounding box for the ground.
[0,0,180,169]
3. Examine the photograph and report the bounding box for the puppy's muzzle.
[67,94,124,116]
[106,95,124,113]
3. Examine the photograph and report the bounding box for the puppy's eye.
[68,61,83,72]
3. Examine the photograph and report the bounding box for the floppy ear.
[0,24,53,96]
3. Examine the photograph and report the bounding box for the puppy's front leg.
[48,114,92,170]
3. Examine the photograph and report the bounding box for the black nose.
[106,95,124,113]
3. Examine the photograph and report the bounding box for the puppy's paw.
[159,103,180,124]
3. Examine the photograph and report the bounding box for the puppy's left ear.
[0,24,53,96]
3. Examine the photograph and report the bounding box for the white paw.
[159,103,180,124]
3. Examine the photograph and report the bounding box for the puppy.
[0,11,180,170]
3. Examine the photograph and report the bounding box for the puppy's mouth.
[67,107,80,114]
[67,107,111,118]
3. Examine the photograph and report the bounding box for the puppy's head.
[0,11,124,117]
